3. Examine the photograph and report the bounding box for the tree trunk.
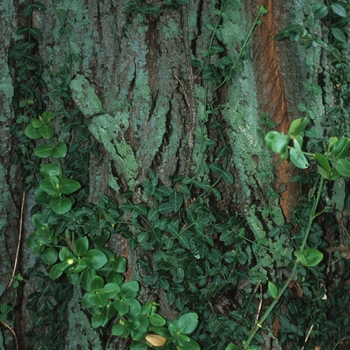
[1,0,343,349]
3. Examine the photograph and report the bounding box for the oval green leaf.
[39,124,55,139]
[59,178,81,194]
[74,236,89,256]
[40,163,61,178]
[50,196,72,214]
[24,124,41,139]
[336,159,350,177]
[83,249,108,270]
[51,142,68,158]
[302,248,323,267]
[34,144,53,158]
[177,312,198,335]
[265,131,289,154]
[288,118,308,137]
[332,138,350,159]
[41,247,58,265]
[268,281,278,299]
[289,140,308,169]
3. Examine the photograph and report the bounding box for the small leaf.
[336,159,350,177]
[24,124,41,139]
[331,3,347,17]
[35,144,53,158]
[41,247,58,265]
[222,170,234,184]
[314,4,328,19]
[265,131,289,154]
[331,27,346,43]
[40,163,61,177]
[84,249,108,269]
[40,178,59,195]
[302,248,323,266]
[158,202,173,215]
[50,196,72,214]
[121,281,139,301]
[60,178,81,194]
[51,142,68,158]
[288,118,308,137]
[74,236,89,256]
[177,313,198,335]
[169,191,183,212]
[225,344,240,350]
[332,138,350,159]
[295,248,323,267]
[268,281,278,299]
[289,139,308,169]
[39,124,55,139]
[314,153,331,179]
[294,250,308,266]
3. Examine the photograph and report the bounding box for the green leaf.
[50,196,72,214]
[103,283,120,299]
[288,118,308,137]
[222,170,234,184]
[84,249,108,269]
[336,159,350,177]
[29,27,42,40]
[264,131,289,154]
[289,139,308,169]
[49,263,65,280]
[59,178,81,194]
[74,236,89,256]
[303,248,323,266]
[332,138,350,159]
[133,204,148,215]
[130,342,148,350]
[90,276,105,291]
[51,142,68,158]
[148,207,159,222]
[209,163,223,174]
[23,3,34,17]
[177,313,198,335]
[39,124,55,139]
[313,4,328,19]
[121,281,139,301]
[41,110,55,123]
[294,248,323,267]
[112,323,129,337]
[225,344,240,350]
[314,153,331,179]
[169,191,183,212]
[40,163,61,178]
[34,144,53,158]
[331,27,346,43]
[40,247,58,265]
[81,268,97,292]
[331,3,347,17]
[26,233,45,255]
[268,281,278,299]
[24,124,41,139]
[149,314,166,327]
[40,178,59,195]
[112,256,127,273]
[113,299,130,315]
[178,338,200,350]
[158,202,173,215]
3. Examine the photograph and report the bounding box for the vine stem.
[243,175,325,349]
